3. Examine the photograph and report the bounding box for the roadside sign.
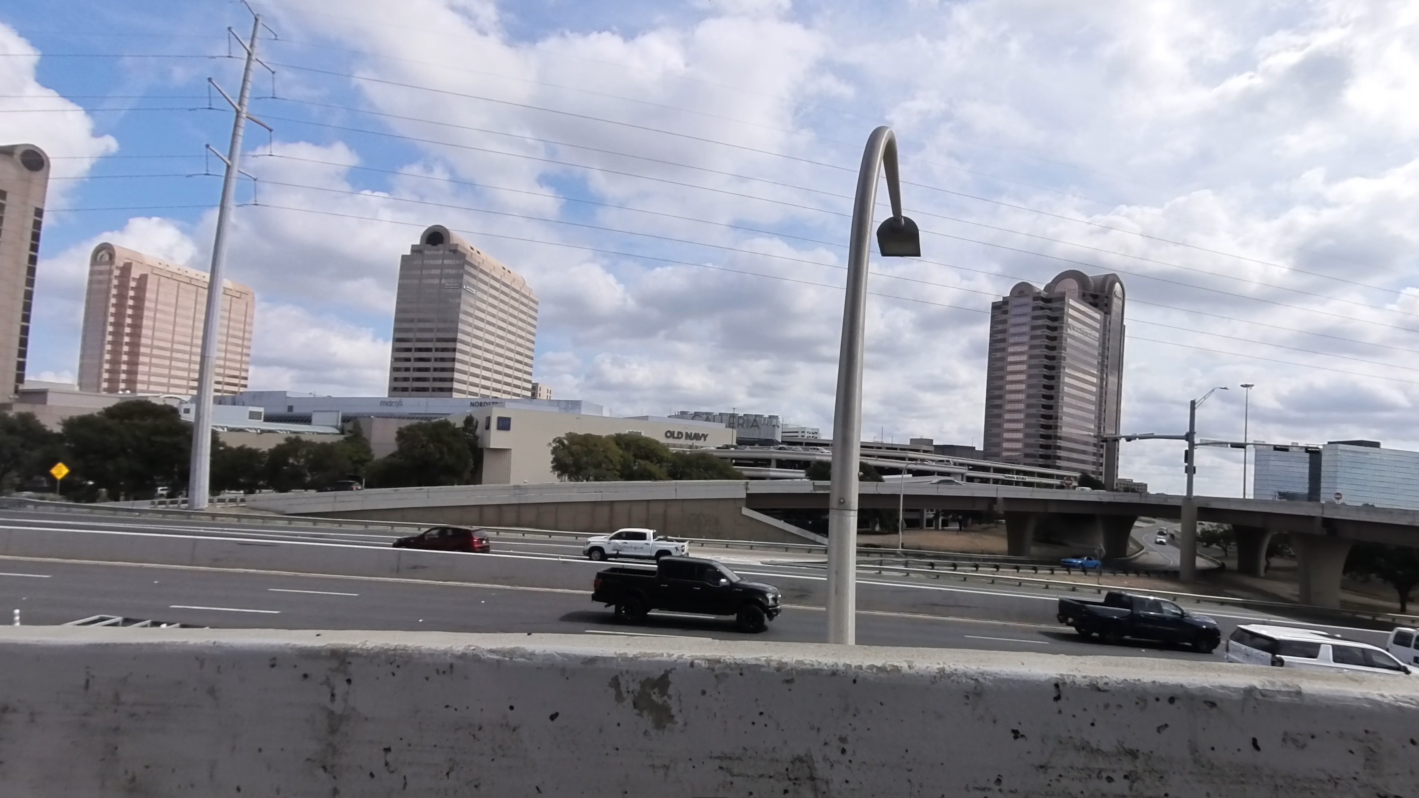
[49,462,69,481]
[1334,492,1343,503]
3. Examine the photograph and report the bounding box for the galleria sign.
[664,430,711,442]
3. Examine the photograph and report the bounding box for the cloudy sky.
[5,0,1419,496]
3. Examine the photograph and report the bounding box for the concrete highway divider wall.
[0,629,1413,796]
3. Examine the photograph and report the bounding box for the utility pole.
[1240,383,1255,499]
[897,467,905,551]
[188,9,273,509]
[1180,386,1226,583]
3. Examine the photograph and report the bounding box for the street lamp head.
[876,215,921,257]
[1240,383,1255,389]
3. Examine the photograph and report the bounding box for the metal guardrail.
[62,615,201,628]
[857,562,1419,628]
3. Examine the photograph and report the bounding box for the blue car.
[1061,555,1102,571]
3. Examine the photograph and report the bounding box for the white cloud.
[25,0,1419,498]
[0,23,117,200]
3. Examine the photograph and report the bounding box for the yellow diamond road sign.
[49,462,69,481]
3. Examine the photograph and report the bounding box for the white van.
[1226,624,1412,676]
[1386,627,1419,667]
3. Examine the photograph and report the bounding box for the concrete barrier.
[0,629,1413,796]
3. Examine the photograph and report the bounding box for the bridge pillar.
[1293,534,1353,608]
[1100,515,1137,560]
[1004,512,1037,557]
[1233,526,1274,577]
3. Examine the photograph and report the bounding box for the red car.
[393,526,490,553]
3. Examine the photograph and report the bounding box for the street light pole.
[897,467,905,551]
[1240,383,1255,499]
[826,126,920,645]
[1180,386,1226,583]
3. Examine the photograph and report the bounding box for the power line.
[235,201,1419,388]
[253,152,1419,359]
[226,177,1419,377]
[45,204,220,213]
[251,112,1419,334]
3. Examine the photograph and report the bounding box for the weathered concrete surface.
[0,629,1414,797]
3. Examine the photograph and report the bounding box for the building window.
[496,416,512,431]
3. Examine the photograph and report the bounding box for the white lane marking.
[0,572,50,578]
[584,629,700,639]
[268,588,359,597]
[170,604,280,614]
[964,635,1050,645]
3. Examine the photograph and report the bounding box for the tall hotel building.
[982,270,1125,479]
[0,144,50,399]
[388,225,538,398]
[78,244,255,396]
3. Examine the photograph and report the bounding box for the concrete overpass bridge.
[246,481,1419,607]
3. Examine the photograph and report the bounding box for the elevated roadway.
[240,480,1419,607]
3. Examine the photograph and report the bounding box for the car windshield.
[714,563,742,584]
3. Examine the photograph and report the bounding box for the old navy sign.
[665,430,710,442]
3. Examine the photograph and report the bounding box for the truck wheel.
[736,604,768,633]
[1101,628,1122,645]
[587,548,606,561]
[621,597,647,623]
[654,550,671,560]
[1075,627,1094,639]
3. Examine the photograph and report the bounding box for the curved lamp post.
[827,126,921,644]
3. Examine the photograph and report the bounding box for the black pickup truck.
[1058,591,1221,653]
[592,556,782,633]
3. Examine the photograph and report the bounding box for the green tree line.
[549,432,742,481]
[0,402,486,501]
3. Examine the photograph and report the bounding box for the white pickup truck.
[582,528,689,561]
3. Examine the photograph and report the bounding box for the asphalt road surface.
[0,507,1393,659]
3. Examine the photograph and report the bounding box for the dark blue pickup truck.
[592,556,782,633]
[1059,591,1220,653]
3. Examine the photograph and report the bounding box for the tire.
[1075,627,1094,639]
[621,597,647,623]
[736,603,768,634]
[1101,628,1123,646]
[1192,636,1217,654]
[587,548,606,561]
[654,550,671,560]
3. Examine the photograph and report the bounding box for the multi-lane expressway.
[0,507,1393,660]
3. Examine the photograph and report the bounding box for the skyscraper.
[982,270,1125,479]
[387,225,538,398]
[77,243,255,396]
[0,144,50,399]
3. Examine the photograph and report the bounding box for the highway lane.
[0,556,1225,660]
[0,508,1395,649]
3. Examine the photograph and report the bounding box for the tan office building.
[78,243,255,396]
[388,225,538,398]
[0,144,50,399]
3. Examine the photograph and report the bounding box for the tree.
[550,432,627,482]
[460,416,484,484]
[1077,471,1106,490]
[61,401,192,500]
[669,451,743,480]
[1345,543,1419,613]
[549,432,743,483]
[367,420,475,488]
[805,461,883,482]
[0,413,61,492]
[1197,522,1235,557]
[211,442,267,494]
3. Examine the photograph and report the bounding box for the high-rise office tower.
[388,225,538,398]
[0,144,50,399]
[77,243,255,396]
[982,270,1125,479]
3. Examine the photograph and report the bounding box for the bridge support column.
[1293,535,1353,609]
[1100,516,1137,561]
[1005,512,1037,557]
[1233,526,1274,577]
